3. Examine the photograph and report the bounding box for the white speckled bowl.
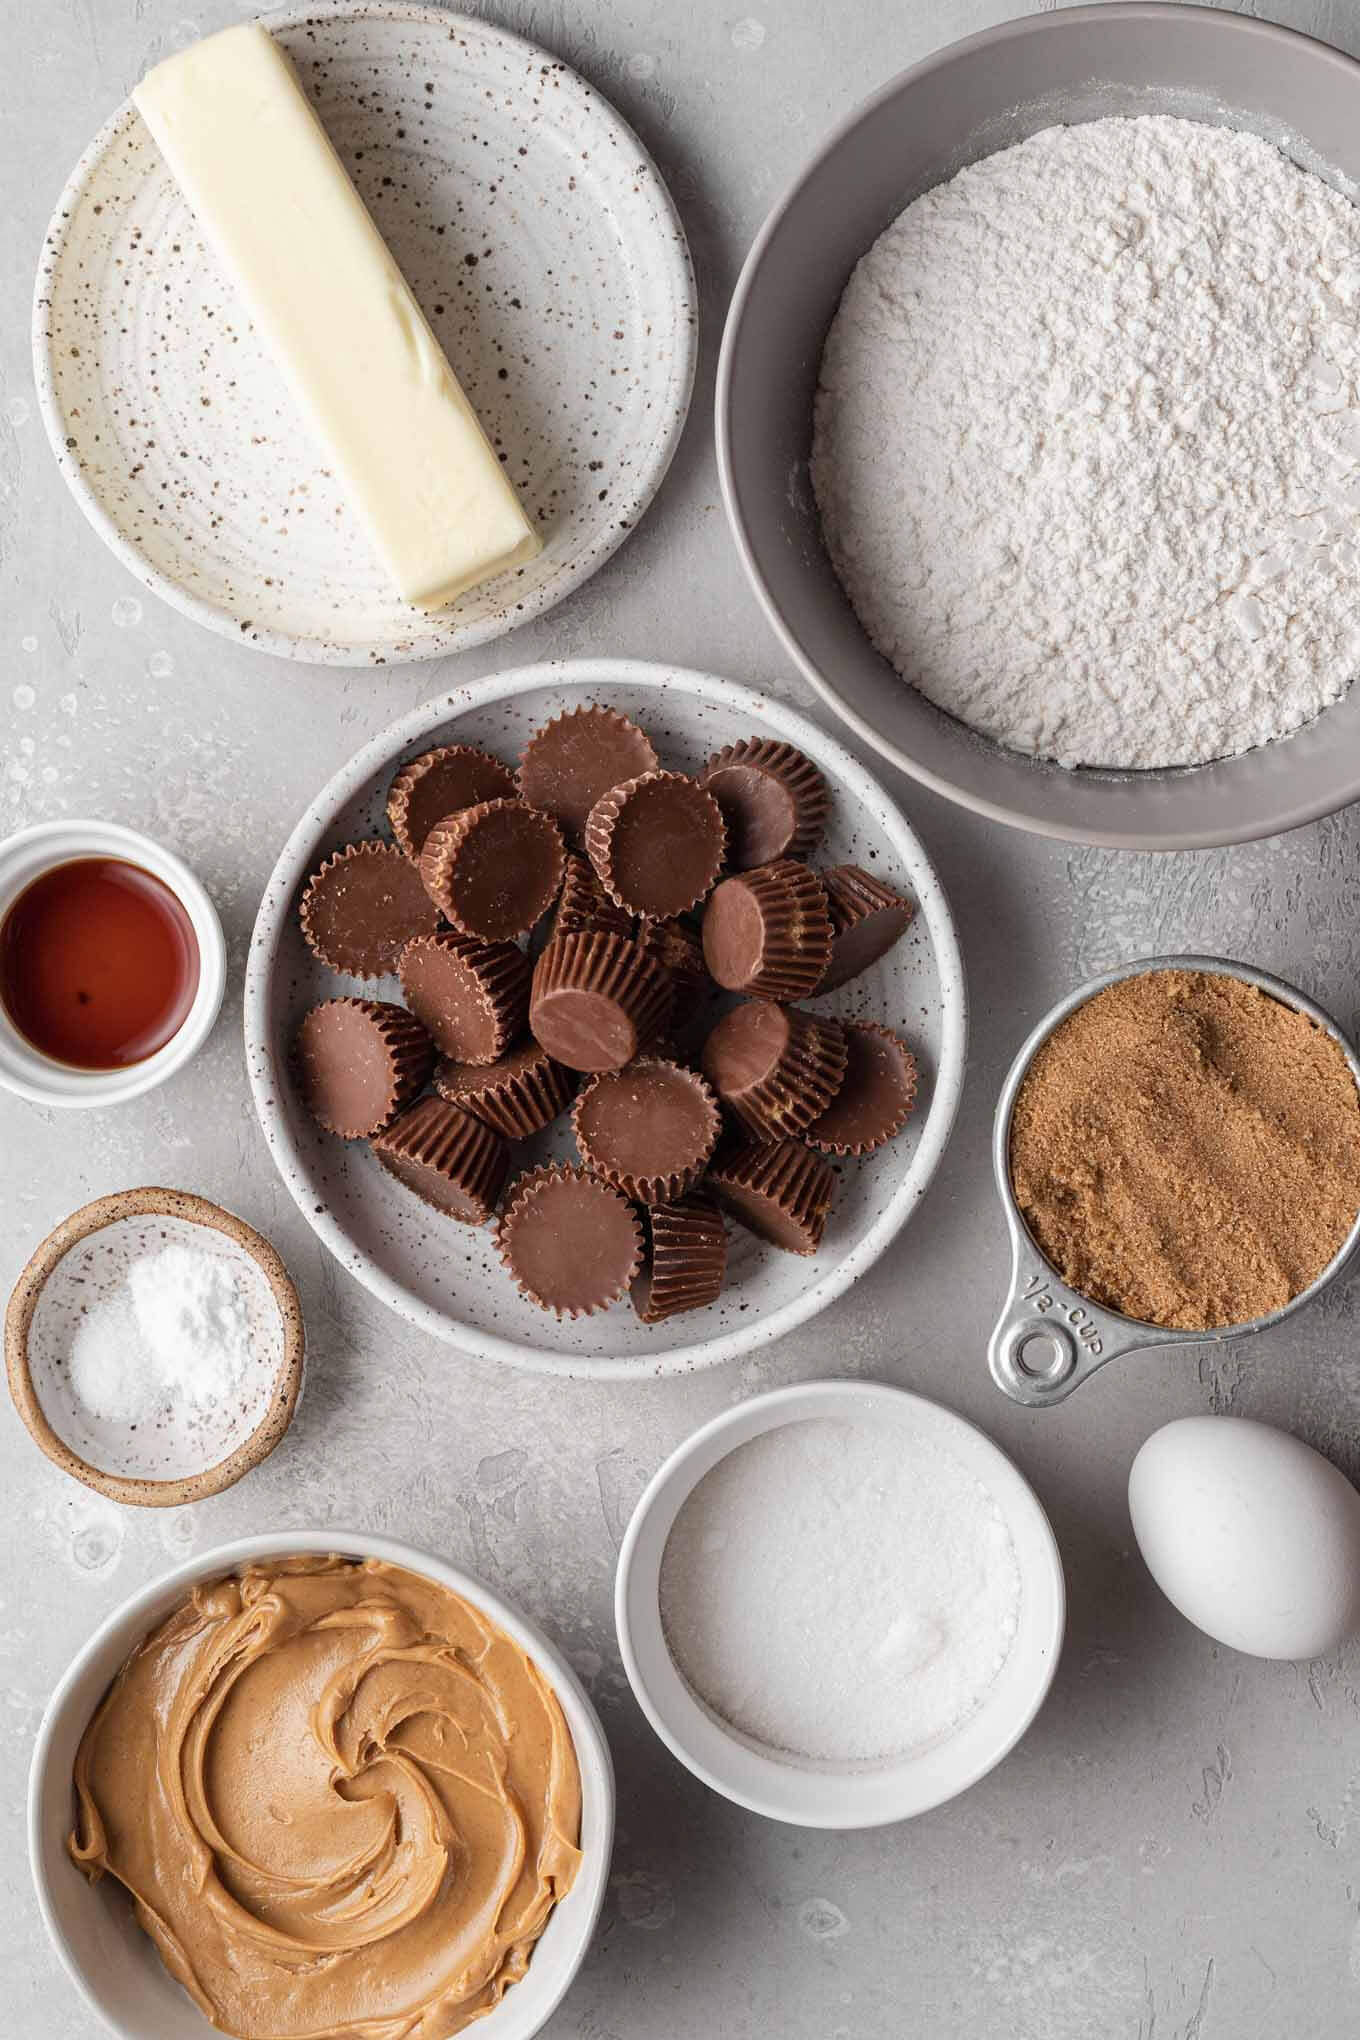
[30,1530,613,2040]
[33,2,696,665]
[244,660,967,1376]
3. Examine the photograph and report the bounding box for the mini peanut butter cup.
[585,771,726,920]
[434,1038,578,1138]
[496,1163,642,1317]
[708,1137,836,1256]
[572,1055,721,1204]
[420,798,565,943]
[299,841,442,979]
[294,997,434,1138]
[399,930,529,1065]
[530,932,672,1073]
[699,738,830,869]
[550,851,635,944]
[701,1000,847,1138]
[815,866,916,994]
[518,705,659,844]
[807,1022,918,1156]
[387,744,517,863]
[632,1194,728,1324]
[634,916,710,1000]
[701,860,833,1000]
[373,1096,510,1224]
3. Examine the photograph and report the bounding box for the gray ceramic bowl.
[717,3,1360,849]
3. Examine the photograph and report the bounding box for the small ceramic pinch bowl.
[988,955,1360,1408]
[30,1530,614,2040]
[0,818,226,1108]
[615,1380,1064,1827]
[5,1188,304,1506]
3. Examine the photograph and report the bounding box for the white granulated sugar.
[658,1417,1020,1763]
[812,115,1360,769]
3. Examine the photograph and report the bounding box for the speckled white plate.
[244,660,967,1376]
[32,4,696,665]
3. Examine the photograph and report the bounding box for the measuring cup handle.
[988,1244,1162,1407]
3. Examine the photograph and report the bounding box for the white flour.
[812,115,1360,769]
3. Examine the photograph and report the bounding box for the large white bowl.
[29,1530,614,2040]
[615,1380,1065,1827]
[244,659,967,1377]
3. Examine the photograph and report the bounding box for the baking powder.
[658,1417,1020,1763]
[812,115,1360,769]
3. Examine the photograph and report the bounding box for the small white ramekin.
[30,1530,614,2040]
[0,819,226,1107]
[616,1380,1065,1828]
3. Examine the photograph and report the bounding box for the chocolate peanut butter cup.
[815,866,916,995]
[701,860,833,1000]
[632,1194,728,1324]
[572,1055,721,1204]
[699,738,830,869]
[585,771,726,920]
[496,1164,642,1317]
[708,1138,836,1255]
[399,930,529,1065]
[387,744,517,863]
[634,916,710,1001]
[299,840,442,979]
[807,1021,918,1156]
[517,705,659,844]
[434,1038,578,1139]
[420,798,565,943]
[530,932,672,1073]
[294,997,434,1138]
[373,1096,510,1224]
[550,851,635,944]
[702,1000,847,1138]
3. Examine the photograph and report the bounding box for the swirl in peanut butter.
[69,1556,583,2040]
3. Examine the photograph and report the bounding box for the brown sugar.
[1008,969,1360,1331]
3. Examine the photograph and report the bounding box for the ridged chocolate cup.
[634,916,710,999]
[632,1194,728,1324]
[420,797,565,943]
[399,930,529,1065]
[517,705,659,844]
[701,860,833,999]
[299,840,442,979]
[294,997,434,1138]
[387,744,516,863]
[585,771,727,920]
[435,1039,578,1138]
[373,1096,510,1224]
[815,866,916,995]
[496,1163,642,1317]
[572,1055,721,1204]
[551,850,635,944]
[530,932,672,1073]
[701,1000,847,1138]
[708,1138,836,1255]
[807,1021,919,1156]
[699,738,830,868]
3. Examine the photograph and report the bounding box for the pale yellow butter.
[133,22,541,612]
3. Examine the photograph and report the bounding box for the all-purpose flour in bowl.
[812,115,1360,770]
[658,1417,1021,1762]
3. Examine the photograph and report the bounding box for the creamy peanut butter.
[69,1556,582,2040]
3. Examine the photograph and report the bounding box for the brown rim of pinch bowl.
[4,1188,304,1507]
[716,3,1360,849]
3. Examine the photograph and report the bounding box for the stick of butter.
[133,21,541,612]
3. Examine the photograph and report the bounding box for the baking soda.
[68,1242,258,1425]
[658,1417,1021,1763]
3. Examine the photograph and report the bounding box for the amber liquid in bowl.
[0,857,200,1069]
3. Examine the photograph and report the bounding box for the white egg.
[1128,1416,1360,1661]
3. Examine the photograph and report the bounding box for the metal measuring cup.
[988,954,1360,1408]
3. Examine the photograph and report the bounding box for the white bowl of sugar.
[615,1379,1064,1827]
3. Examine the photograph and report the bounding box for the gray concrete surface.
[6,1,1360,2034]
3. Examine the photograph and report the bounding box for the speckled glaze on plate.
[32,4,696,666]
[245,660,967,1377]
